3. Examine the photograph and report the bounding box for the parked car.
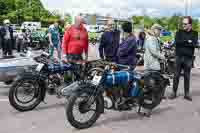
[0,50,41,85]
[21,22,41,31]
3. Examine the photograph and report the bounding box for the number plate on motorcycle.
[92,75,102,85]
[36,63,44,72]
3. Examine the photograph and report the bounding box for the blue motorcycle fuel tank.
[48,63,72,74]
[104,71,134,87]
[104,71,142,97]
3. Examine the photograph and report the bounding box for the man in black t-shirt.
[169,16,198,101]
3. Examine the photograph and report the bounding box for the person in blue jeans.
[48,21,61,61]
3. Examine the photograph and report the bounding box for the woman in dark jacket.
[116,22,137,68]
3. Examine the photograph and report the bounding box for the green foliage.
[133,14,200,32]
[160,35,174,43]
[0,0,61,25]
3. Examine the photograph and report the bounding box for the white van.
[21,22,41,31]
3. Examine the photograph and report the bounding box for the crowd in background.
[0,15,199,101]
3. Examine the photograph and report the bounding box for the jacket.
[99,30,120,60]
[175,30,198,57]
[144,31,165,71]
[62,24,88,55]
[0,26,14,42]
[116,35,137,66]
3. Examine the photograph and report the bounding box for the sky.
[41,0,200,18]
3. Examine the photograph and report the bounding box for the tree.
[0,0,60,25]
[144,16,155,29]
[168,14,181,32]
[192,19,199,31]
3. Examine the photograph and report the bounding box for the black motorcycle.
[8,53,96,112]
[136,49,144,66]
[160,45,176,77]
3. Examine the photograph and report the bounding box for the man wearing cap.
[0,19,14,57]
[99,19,120,62]
[144,24,165,71]
[169,16,198,101]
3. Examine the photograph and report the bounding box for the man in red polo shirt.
[62,16,89,61]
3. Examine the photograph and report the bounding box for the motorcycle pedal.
[42,101,47,104]
[138,110,152,117]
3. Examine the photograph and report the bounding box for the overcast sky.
[41,0,200,18]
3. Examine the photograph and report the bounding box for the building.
[82,14,113,25]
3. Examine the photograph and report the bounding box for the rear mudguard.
[62,81,104,113]
[14,72,47,102]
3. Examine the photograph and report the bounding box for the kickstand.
[137,106,152,117]
[43,100,47,104]
[137,106,142,114]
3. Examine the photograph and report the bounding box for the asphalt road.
[0,46,200,133]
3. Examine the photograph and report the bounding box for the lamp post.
[185,0,192,16]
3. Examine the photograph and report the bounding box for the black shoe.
[184,94,192,101]
[169,93,177,100]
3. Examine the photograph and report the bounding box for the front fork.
[84,86,104,113]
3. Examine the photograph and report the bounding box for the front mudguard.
[14,72,47,102]
[62,81,104,113]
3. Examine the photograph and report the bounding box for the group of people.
[0,15,197,101]
[0,19,33,57]
[98,16,198,101]
[56,15,198,101]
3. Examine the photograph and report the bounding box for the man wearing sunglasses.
[170,16,198,101]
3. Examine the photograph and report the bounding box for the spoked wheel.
[9,78,43,112]
[66,91,103,129]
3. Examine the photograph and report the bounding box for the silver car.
[0,51,42,84]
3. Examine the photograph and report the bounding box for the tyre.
[9,76,44,112]
[66,91,103,129]
[140,90,163,110]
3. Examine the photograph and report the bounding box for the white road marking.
[0,99,9,102]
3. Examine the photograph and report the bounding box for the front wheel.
[9,76,44,112]
[66,91,103,129]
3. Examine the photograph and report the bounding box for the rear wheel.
[140,90,163,110]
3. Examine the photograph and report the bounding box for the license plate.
[92,75,102,85]
[36,63,44,72]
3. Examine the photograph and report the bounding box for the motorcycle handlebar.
[99,60,131,69]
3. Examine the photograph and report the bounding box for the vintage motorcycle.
[8,52,96,112]
[64,62,170,129]
[160,44,176,77]
[136,49,144,66]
